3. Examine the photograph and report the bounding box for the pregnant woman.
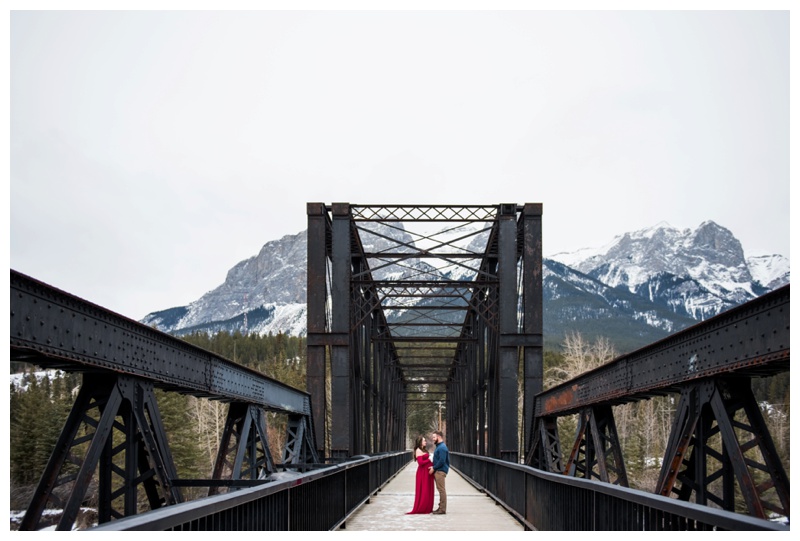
[407,434,435,514]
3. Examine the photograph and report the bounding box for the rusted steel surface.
[537,284,789,417]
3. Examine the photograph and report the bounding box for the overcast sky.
[7,4,794,321]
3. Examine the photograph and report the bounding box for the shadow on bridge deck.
[339,460,524,531]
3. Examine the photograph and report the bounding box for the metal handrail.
[452,453,788,531]
[90,451,411,531]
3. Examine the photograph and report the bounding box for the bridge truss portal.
[306,203,543,462]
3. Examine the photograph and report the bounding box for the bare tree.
[547,331,616,384]
[547,332,617,467]
[188,396,228,474]
[544,332,677,488]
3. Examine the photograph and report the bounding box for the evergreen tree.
[154,389,206,501]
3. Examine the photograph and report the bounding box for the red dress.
[407,452,435,514]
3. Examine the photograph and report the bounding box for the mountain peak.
[689,221,744,266]
[634,221,676,237]
[141,218,788,347]
[548,219,784,320]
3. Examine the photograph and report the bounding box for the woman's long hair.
[414,435,425,453]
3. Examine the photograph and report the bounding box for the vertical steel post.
[469,327,478,455]
[362,305,372,454]
[522,203,543,458]
[486,305,498,458]
[306,203,328,458]
[330,203,352,459]
[478,312,487,456]
[378,340,388,451]
[370,323,379,452]
[497,204,519,462]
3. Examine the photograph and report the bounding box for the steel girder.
[524,285,789,521]
[307,203,542,462]
[564,405,629,486]
[306,203,406,459]
[10,270,313,415]
[19,373,182,531]
[10,269,320,529]
[655,378,790,519]
[208,403,275,496]
[535,284,789,418]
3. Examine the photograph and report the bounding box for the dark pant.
[434,471,447,512]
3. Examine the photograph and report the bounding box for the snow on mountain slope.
[142,219,788,346]
[747,254,790,290]
[549,221,786,320]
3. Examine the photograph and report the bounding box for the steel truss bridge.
[9,203,789,531]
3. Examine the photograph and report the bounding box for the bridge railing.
[90,451,411,531]
[452,453,787,531]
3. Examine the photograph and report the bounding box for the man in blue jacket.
[428,430,450,514]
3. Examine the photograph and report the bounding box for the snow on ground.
[9,369,65,391]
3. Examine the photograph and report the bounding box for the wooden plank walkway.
[338,460,524,531]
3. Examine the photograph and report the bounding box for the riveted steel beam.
[10,270,311,415]
[535,284,789,418]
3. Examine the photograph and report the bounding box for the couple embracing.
[407,430,449,515]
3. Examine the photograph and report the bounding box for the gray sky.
[8,4,793,321]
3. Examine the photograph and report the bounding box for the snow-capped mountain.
[142,231,309,336]
[542,258,698,352]
[141,220,788,352]
[747,254,791,290]
[549,221,789,320]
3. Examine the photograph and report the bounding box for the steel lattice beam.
[535,284,789,418]
[11,269,322,529]
[350,205,505,222]
[307,203,543,462]
[525,284,790,522]
[11,270,313,416]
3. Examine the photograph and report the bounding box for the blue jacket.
[432,441,450,474]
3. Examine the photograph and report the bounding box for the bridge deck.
[339,460,524,531]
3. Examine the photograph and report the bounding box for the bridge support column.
[20,374,181,531]
[526,414,563,473]
[565,405,628,486]
[283,413,320,466]
[306,203,329,459]
[210,402,275,495]
[330,203,353,459]
[521,203,543,459]
[656,378,790,519]
[497,204,519,462]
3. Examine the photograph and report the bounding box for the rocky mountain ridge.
[549,221,788,320]
[141,221,789,353]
